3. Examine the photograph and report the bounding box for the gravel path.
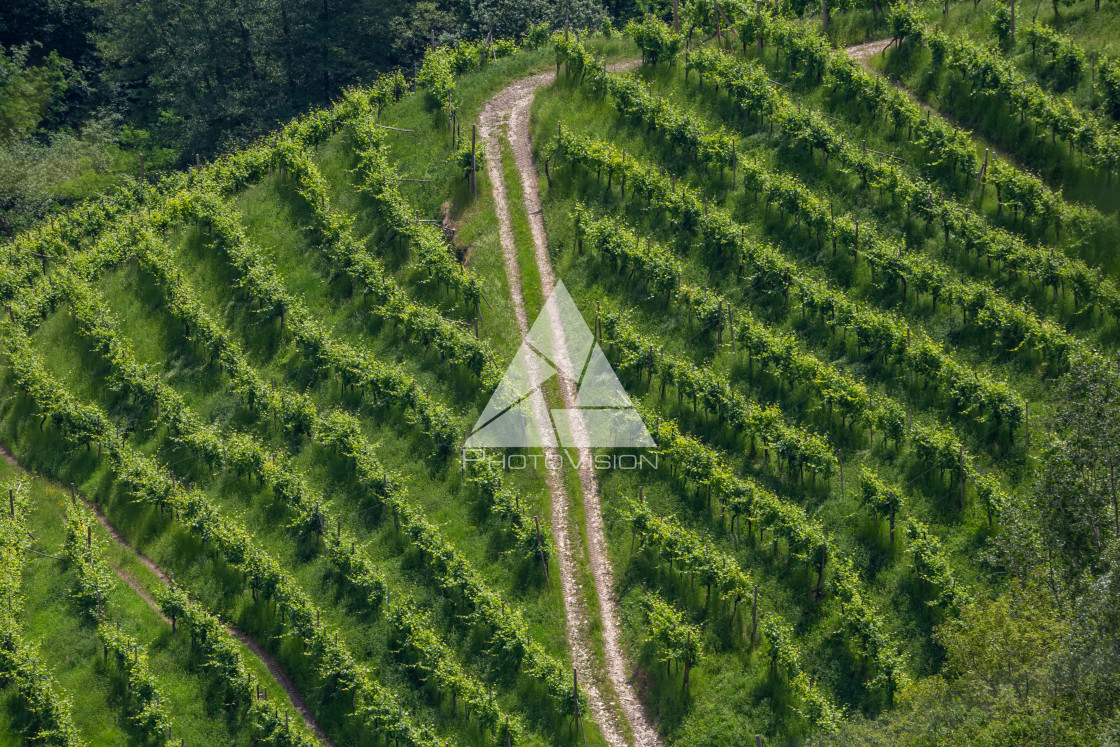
[0,445,334,747]
[478,64,661,747]
[845,37,895,68]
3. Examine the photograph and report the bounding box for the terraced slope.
[1,12,1118,747]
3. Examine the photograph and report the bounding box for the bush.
[449,138,486,177]
[525,22,551,48]
[624,17,684,65]
[991,6,1014,51]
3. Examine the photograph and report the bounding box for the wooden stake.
[729,305,735,352]
[972,149,989,204]
[750,584,758,645]
[471,125,478,205]
[959,444,965,509]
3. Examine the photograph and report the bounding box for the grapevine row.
[0,480,85,746]
[165,190,461,451]
[0,319,444,747]
[561,34,1112,368]
[48,258,551,738]
[761,614,843,729]
[575,206,1009,519]
[924,25,1120,174]
[270,126,500,386]
[63,504,177,744]
[111,225,574,719]
[158,585,325,747]
[622,496,857,718]
[550,129,1027,436]
[418,39,518,112]
[348,110,486,311]
[599,309,836,480]
[582,207,1012,524]
[659,42,1120,335]
[389,604,524,742]
[729,6,1108,227]
[648,414,907,697]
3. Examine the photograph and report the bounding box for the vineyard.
[1,1,1119,746]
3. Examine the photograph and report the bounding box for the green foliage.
[857,470,904,544]
[0,480,84,746]
[449,136,487,176]
[887,3,924,45]
[1101,56,1120,120]
[156,586,317,747]
[525,22,552,48]
[96,622,174,741]
[640,591,703,673]
[62,502,115,621]
[388,604,523,742]
[926,26,1120,173]
[554,119,1028,438]
[991,5,1014,50]
[624,16,683,64]
[0,44,73,141]
[418,48,456,112]
[1023,22,1086,90]
[904,518,971,612]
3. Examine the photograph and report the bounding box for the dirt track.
[478,63,661,747]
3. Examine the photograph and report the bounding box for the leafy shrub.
[449,138,486,177]
[991,5,1014,51]
[625,17,683,65]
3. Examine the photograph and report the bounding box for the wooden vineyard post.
[564,22,570,75]
[729,305,735,352]
[756,0,763,52]
[683,631,692,692]
[959,444,965,510]
[838,452,844,497]
[572,667,587,747]
[1011,0,1016,41]
[471,125,478,205]
[731,142,737,189]
[673,0,680,32]
[815,544,827,599]
[621,149,626,198]
[8,489,12,518]
[535,514,550,586]
[750,584,759,647]
[714,0,722,46]
[889,491,896,544]
[972,149,989,204]
[1025,400,1030,449]
[822,0,830,30]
